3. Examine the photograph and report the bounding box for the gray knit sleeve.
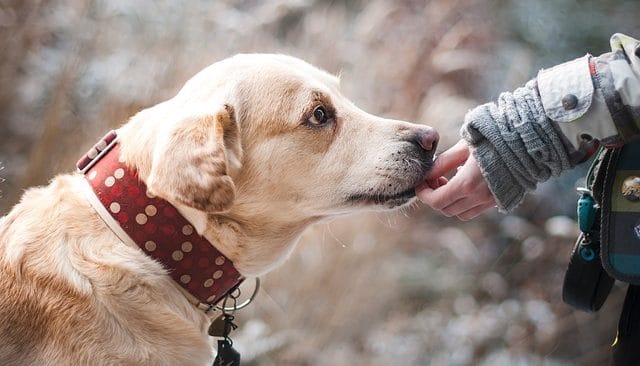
[460,80,577,211]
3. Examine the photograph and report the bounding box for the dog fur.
[0,54,437,365]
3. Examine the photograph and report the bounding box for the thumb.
[426,139,470,179]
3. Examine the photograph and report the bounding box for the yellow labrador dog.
[0,54,437,365]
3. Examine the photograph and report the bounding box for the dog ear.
[146,104,242,213]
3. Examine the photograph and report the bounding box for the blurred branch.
[17,1,90,189]
[0,163,4,198]
[0,0,44,137]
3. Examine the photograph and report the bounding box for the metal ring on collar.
[216,277,261,312]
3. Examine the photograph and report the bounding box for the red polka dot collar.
[77,130,244,311]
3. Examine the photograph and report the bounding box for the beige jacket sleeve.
[537,33,640,160]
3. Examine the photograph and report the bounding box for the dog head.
[118,54,437,275]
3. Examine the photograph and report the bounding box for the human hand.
[416,140,496,220]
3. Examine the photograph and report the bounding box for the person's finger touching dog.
[416,140,495,221]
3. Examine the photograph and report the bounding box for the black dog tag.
[208,314,227,338]
[213,339,240,366]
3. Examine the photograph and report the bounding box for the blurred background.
[1,0,639,365]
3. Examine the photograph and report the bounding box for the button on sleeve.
[538,55,594,123]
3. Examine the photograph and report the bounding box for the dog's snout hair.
[392,125,439,176]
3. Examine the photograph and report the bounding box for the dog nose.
[414,127,439,152]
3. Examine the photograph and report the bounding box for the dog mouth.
[345,148,434,209]
[346,187,417,208]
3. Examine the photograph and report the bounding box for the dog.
[0,54,438,365]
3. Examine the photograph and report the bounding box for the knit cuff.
[469,141,526,212]
[461,80,576,212]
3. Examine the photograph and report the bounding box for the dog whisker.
[325,222,348,249]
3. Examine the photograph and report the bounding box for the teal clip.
[577,188,597,233]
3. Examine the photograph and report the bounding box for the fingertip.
[456,214,473,221]
[415,186,433,204]
[415,180,432,192]
[440,207,455,217]
[427,142,471,179]
[424,178,444,189]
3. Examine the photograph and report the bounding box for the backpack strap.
[562,147,615,312]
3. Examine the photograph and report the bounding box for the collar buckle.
[76,130,119,174]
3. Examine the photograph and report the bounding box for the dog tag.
[208,314,227,338]
[213,339,240,366]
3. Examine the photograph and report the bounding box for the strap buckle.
[76,130,119,174]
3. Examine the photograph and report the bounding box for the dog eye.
[308,106,330,126]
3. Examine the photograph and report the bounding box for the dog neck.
[206,208,319,277]
[77,131,244,310]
